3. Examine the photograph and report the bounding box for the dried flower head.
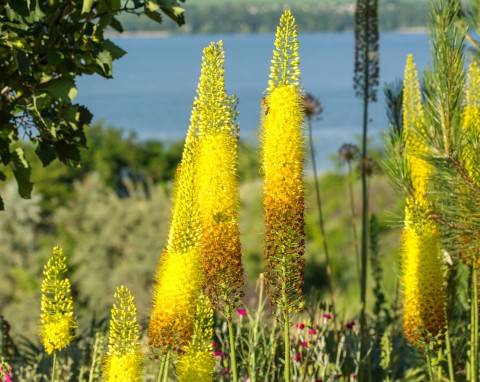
[39,247,76,355]
[338,143,360,163]
[303,93,323,119]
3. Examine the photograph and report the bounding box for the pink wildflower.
[295,353,301,361]
[351,374,358,380]
[309,328,317,335]
[237,309,246,316]
[296,323,305,329]
[221,370,231,376]
[212,341,218,348]
[214,350,225,359]
[300,341,308,347]
[323,313,332,320]
[345,321,356,330]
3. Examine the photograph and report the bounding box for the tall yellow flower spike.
[403,54,429,199]
[148,107,204,353]
[194,42,244,311]
[261,10,305,314]
[39,246,76,355]
[176,294,215,382]
[462,61,480,185]
[103,286,143,382]
[401,55,446,348]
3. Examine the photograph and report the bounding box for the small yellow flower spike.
[39,247,76,355]
[194,41,243,311]
[176,294,215,382]
[461,61,480,185]
[268,10,300,92]
[403,54,429,198]
[103,286,143,382]
[262,11,305,314]
[401,198,446,347]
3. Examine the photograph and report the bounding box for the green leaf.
[82,0,94,14]
[146,1,160,11]
[96,50,113,77]
[109,17,124,33]
[11,148,33,199]
[54,141,81,166]
[13,50,30,75]
[45,79,78,103]
[144,9,163,23]
[159,5,185,26]
[104,40,126,60]
[36,140,56,167]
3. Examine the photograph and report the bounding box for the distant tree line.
[117,2,429,34]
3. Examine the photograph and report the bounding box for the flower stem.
[162,351,170,382]
[445,325,455,382]
[307,117,337,327]
[225,303,239,382]
[51,352,57,382]
[471,265,478,382]
[156,355,166,382]
[282,275,291,382]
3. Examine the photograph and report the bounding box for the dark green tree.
[0,0,186,209]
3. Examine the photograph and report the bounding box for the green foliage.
[0,0,186,209]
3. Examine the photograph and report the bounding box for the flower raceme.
[176,294,215,382]
[194,42,244,312]
[103,286,143,382]
[148,109,204,353]
[39,246,76,355]
[261,10,305,315]
[401,55,447,348]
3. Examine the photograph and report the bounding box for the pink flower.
[316,380,323,382]
[300,341,308,347]
[295,353,301,361]
[323,313,332,320]
[351,374,358,380]
[237,309,246,316]
[296,323,305,329]
[309,328,317,335]
[345,321,356,330]
[212,341,218,348]
[335,374,343,379]
[214,351,225,359]
[221,370,231,376]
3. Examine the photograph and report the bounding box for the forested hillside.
[116,0,430,34]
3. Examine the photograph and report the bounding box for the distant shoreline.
[106,27,428,39]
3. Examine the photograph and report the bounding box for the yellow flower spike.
[401,198,446,347]
[193,41,243,310]
[103,286,143,382]
[461,61,480,185]
[176,294,215,382]
[39,247,76,355]
[403,54,429,198]
[261,10,305,315]
[401,55,447,349]
[149,101,204,353]
[268,10,300,92]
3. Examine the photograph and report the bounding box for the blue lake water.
[76,32,431,169]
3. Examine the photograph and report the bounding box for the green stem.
[426,353,435,382]
[157,355,166,382]
[307,117,337,330]
[51,352,57,382]
[284,312,291,382]
[226,304,239,382]
[162,351,170,382]
[471,266,478,382]
[347,161,361,282]
[445,325,455,382]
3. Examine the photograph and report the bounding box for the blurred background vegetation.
[0,121,402,341]
[116,0,429,33]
